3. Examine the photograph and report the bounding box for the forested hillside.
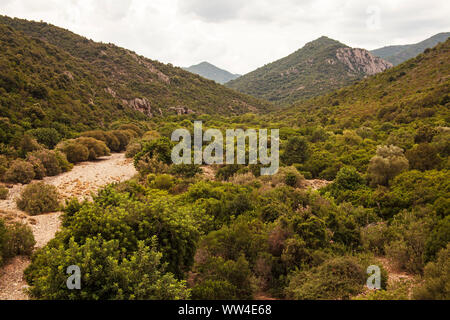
[0,16,272,152]
[226,36,392,104]
[371,32,450,66]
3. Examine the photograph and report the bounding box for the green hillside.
[278,39,450,129]
[371,32,450,66]
[226,36,392,104]
[0,16,272,115]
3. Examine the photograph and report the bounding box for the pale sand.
[0,153,136,300]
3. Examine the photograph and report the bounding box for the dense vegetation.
[226,36,390,104]
[0,15,271,122]
[371,32,450,66]
[0,17,448,300]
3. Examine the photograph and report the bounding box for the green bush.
[151,174,174,190]
[16,182,60,215]
[192,255,255,300]
[125,142,142,158]
[25,237,189,300]
[0,185,8,200]
[26,155,46,180]
[169,164,202,178]
[406,143,441,171]
[0,219,35,265]
[4,159,35,184]
[282,136,310,165]
[334,166,365,191]
[285,256,366,300]
[424,216,450,263]
[367,145,409,186]
[413,244,450,300]
[27,128,61,149]
[75,137,110,160]
[29,149,62,176]
[1,222,35,258]
[58,141,89,164]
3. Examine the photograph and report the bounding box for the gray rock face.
[122,98,153,117]
[336,48,393,75]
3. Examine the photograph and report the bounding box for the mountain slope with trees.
[0,15,271,119]
[371,32,450,66]
[226,36,392,104]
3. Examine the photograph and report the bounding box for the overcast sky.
[0,0,449,74]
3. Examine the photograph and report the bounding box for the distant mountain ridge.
[371,32,450,65]
[184,61,240,84]
[226,36,392,104]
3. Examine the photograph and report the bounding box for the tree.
[282,136,310,165]
[406,143,441,171]
[367,145,409,186]
[413,244,450,300]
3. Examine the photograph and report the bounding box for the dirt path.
[0,153,136,300]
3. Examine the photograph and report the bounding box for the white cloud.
[0,0,448,74]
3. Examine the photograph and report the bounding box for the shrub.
[334,166,365,191]
[0,185,8,200]
[75,137,110,160]
[58,141,89,163]
[270,166,305,188]
[26,155,46,180]
[424,216,450,263]
[125,142,142,158]
[136,155,170,176]
[413,244,450,300]
[111,130,132,151]
[360,222,389,254]
[367,145,409,186]
[29,149,62,176]
[282,136,310,165]
[18,134,41,156]
[285,256,366,300]
[119,123,143,136]
[151,174,174,190]
[55,151,73,172]
[4,159,35,184]
[405,143,441,171]
[1,222,35,259]
[169,164,202,178]
[27,128,61,149]
[25,237,189,300]
[16,182,60,215]
[0,155,8,180]
[191,255,255,300]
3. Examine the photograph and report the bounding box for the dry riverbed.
[0,153,137,300]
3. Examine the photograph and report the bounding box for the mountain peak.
[226,37,390,103]
[184,61,240,84]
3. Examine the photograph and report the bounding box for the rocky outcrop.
[122,98,153,117]
[336,48,393,75]
[168,106,195,115]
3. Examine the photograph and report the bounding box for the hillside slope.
[184,61,240,84]
[371,32,450,66]
[274,39,449,128]
[0,15,271,119]
[226,36,392,104]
